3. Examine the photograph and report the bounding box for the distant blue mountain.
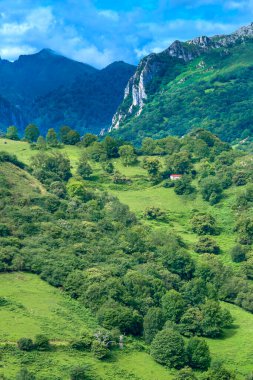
[0,49,135,135]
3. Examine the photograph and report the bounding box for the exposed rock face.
[111,22,253,130]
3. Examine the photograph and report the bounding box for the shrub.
[91,340,109,359]
[186,337,211,370]
[191,213,218,235]
[16,368,36,380]
[173,367,197,380]
[69,365,92,380]
[195,237,220,255]
[17,338,34,351]
[230,245,247,263]
[34,335,50,351]
[151,329,186,369]
[143,207,167,221]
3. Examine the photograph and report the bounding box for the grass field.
[0,273,174,380]
[1,273,253,379]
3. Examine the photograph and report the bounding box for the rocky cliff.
[111,22,253,130]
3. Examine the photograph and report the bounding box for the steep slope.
[111,23,253,143]
[0,51,135,135]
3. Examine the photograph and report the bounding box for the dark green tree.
[186,337,211,370]
[82,133,98,147]
[25,124,40,142]
[119,144,137,166]
[143,307,165,344]
[195,237,220,255]
[6,126,19,140]
[151,328,186,369]
[162,290,186,323]
[17,338,34,351]
[77,154,93,179]
[34,334,50,350]
[46,128,58,146]
[143,157,161,183]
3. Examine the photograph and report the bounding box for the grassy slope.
[0,140,252,378]
[0,273,173,380]
[1,274,253,379]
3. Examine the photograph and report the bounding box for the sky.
[0,0,252,68]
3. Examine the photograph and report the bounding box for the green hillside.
[113,40,253,145]
[0,134,253,379]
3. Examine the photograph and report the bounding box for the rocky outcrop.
[111,22,253,130]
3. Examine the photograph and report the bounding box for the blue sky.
[0,0,252,68]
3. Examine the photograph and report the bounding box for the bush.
[151,328,186,369]
[143,207,167,221]
[200,177,223,204]
[91,340,109,359]
[70,365,92,380]
[195,237,220,255]
[191,213,218,235]
[230,244,247,263]
[16,368,36,380]
[17,338,34,351]
[173,367,197,380]
[186,337,211,370]
[34,335,50,351]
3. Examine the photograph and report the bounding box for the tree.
[101,161,114,174]
[151,328,186,369]
[103,136,119,158]
[97,301,143,335]
[91,340,109,359]
[31,152,71,184]
[174,177,195,195]
[186,337,211,370]
[191,213,218,235]
[195,237,220,255]
[235,216,253,245]
[6,126,19,140]
[77,154,93,179]
[166,152,193,174]
[143,307,165,344]
[201,301,233,338]
[173,367,197,380]
[143,157,161,183]
[46,128,58,146]
[162,248,195,280]
[82,133,98,147]
[34,334,50,350]
[179,307,203,337]
[36,136,47,150]
[65,130,80,145]
[59,125,71,143]
[200,177,223,205]
[16,368,36,380]
[206,361,236,380]
[24,124,40,142]
[143,207,166,221]
[119,145,137,166]
[17,338,34,351]
[230,244,247,263]
[162,290,186,323]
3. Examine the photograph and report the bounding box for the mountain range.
[0,49,135,135]
[111,22,253,144]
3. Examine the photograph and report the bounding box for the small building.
[170,174,182,181]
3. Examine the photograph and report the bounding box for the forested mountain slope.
[0,50,135,135]
[111,23,253,144]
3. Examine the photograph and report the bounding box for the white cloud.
[98,10,119,21]
[0,46,36,60]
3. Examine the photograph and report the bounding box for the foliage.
[6,126,19,140]
[17,338,34,351]
[77,154,93,179]
[195,237,220,255]
[191,213,218,235]
[151,328,186,369]
[46,128,59,147]
[25,124,40,143]
[143,307,165,344]
[186,337,211,370]
[119,144,137,166]
[16,368,36,380]
[31,152,71,185]
[34,334,51,351]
